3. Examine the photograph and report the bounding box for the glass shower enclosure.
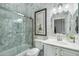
[0,6,33,56]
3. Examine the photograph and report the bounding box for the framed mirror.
[35,8,47,36]
[71,9,78,34]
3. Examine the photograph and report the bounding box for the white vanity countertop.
[34,38,79,51]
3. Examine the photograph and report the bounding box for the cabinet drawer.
[62,48,79,56]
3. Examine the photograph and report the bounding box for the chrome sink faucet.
[57,34,62,41]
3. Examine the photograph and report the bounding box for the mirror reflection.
[54,19,65,34]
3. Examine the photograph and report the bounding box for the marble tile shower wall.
[0,6,32,56]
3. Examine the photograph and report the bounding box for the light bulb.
[58,5,62,10]
[64,4,69,12]
[58,6,62,13]
[53,8,57,14]
[53,8,56,12]
[65,4,69,9]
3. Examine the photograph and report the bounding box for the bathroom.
[0,3,79,56]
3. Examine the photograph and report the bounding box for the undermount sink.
[45,39,77,46]
[57,39,75,45]
[43,38,79,51]
[45,39,68,45]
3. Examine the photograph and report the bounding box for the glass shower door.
[0,7,32,56]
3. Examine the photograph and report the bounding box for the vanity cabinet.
[44,43,79,56]
[34,39,79,56]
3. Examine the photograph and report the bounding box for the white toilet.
[17,48,40,56]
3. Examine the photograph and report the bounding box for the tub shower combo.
[0,6,40,56]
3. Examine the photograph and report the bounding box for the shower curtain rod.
[13,11,33,20]
[0,6,33,20]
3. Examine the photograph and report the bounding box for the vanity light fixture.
[53,3,63,14]
[53,4,70,14]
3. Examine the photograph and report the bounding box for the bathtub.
[0,44,31,56]
[16,48,40,56]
